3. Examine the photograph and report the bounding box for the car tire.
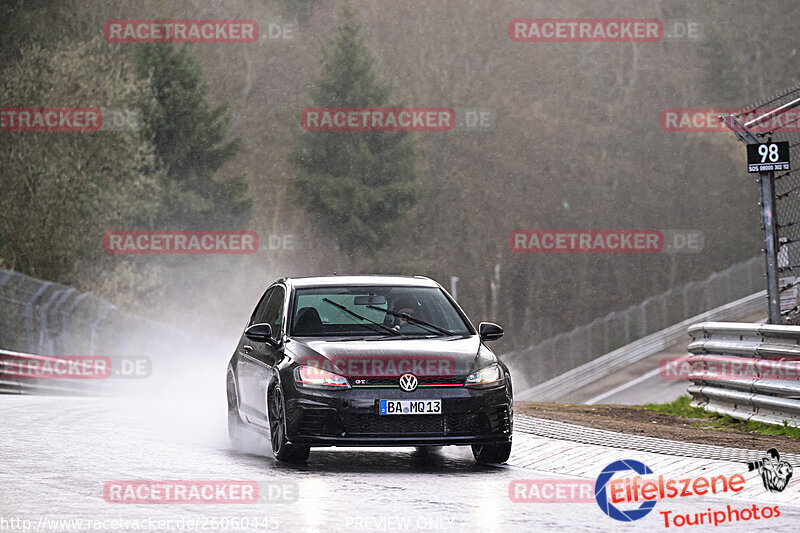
[471,442,512,464]
[268,386,310,463]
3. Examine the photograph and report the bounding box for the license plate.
[379,399,441,415]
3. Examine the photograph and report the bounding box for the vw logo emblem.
[399,373,418,392]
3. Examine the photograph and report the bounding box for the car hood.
[286,336,496,379]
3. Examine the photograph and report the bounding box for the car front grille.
[298,410,328,434]
[296,408,345,436]
[340,412,484,436]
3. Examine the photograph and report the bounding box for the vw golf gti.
[226,275,512,463]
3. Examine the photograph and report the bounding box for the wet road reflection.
[2,396,799,532]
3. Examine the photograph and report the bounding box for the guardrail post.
[89,303,115,356]
[25,282,52,354]
[49,288,77,355]
[39,289,66,355]
[62,293,88,355]
[623,309,631,344]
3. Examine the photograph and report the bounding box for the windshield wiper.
[321,298,400,336]
[367,305,453,336]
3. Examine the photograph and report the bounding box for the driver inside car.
[391,296,422,332]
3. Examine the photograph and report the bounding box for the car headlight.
[464,363,504,388]
[294,365,351,389]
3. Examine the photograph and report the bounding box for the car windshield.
[291,286,472,337]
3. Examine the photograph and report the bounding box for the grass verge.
[640,396,800,437]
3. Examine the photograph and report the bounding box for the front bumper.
[282,381,513,447]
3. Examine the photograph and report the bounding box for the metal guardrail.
[515,290,766,401]
[687,322,800,427]
[0,348,111,395]
[0,268,183,358]
[504,257,764,392]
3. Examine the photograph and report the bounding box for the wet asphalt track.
[3,395,800,532]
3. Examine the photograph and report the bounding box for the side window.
[251,287,275,326]
[262,286,285,341]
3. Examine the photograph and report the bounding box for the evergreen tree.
[134,43,251,229]
[291,1,421,254]
[0,38,165,286]
[0,0,53,71]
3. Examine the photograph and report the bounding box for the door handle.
[243,345,253,354]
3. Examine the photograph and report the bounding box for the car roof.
[282,275,441,289]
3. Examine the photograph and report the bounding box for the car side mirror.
[245,323,273,343]
[479,322,504,341]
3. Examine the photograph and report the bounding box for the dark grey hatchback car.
[226,275,512,463]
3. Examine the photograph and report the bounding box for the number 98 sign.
[747,141,791,173]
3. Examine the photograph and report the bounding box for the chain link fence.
[0,269,181,357]
[726,85,800,322]
[503,256,764,388]
[1,258,765,393]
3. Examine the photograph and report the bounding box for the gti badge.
[399,373,418,392]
